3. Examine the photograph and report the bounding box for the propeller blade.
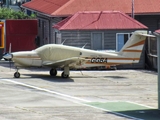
[9,43,11,54]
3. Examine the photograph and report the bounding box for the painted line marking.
[126,101,155,109]
[1,79,149,120]
[1,79,90,103]
[82,103,144,120]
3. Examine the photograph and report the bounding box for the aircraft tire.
[61,72,69,78]
[50,69,57,76]
[14,72,20,78]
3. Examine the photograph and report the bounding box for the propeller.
[3,43,13,59]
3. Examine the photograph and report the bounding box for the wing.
[42,57,86,68]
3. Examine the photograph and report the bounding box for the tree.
[0,8,36,19]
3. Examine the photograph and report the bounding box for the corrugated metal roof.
[155,29,160,34]
[22,0,160,16]
[22,0,69,15]
[53,11,148,30]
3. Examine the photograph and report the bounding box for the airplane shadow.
[103,76,127,79]
[21,74,74,82]
[70,76,96,78]
[140,70,157,75]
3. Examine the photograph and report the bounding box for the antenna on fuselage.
[61,39,67,45]
[82,43,87,49]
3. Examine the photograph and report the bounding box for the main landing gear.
[49,67,70,78]
[50,68,57,76]
[61,72,69,78]
[61,66,69,78]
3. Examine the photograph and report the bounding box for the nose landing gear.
[14,72,20,78]
[14,68,20,78]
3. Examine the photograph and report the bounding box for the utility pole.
[157,36,160,109]
[131,0,134,18]
[154,32,160,110]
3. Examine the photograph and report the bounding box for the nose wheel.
[14,72,20,78]
[14,67,20,78]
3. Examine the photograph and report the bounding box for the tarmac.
[0,61,160,120]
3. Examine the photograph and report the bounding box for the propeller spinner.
[3,53,13,60]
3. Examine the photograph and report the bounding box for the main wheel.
[61,72,69,78]
[14,72,20,78]
[50,68,57,76]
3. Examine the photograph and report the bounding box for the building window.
[55,32,61,44]
[149,37,157,55]
[116,33,131,51]
[91,32,104,50]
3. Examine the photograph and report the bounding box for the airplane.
[3,30,155,78]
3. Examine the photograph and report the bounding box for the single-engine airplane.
[3,30,155,78]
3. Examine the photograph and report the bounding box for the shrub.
[0,8,36,19]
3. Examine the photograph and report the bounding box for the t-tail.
[118,30,155,63]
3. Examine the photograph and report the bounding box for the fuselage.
[11,44,139,68]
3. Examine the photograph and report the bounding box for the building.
[22,0,160,46]
[53,11,147,49]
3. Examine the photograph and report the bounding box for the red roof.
[22,0,69,15]
[22,0,160,16]
[53,11,148,30]
[155,29,160,34]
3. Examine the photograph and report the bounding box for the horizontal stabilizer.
[136,33,155,37]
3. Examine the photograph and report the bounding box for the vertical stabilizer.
[118,30,151,59]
